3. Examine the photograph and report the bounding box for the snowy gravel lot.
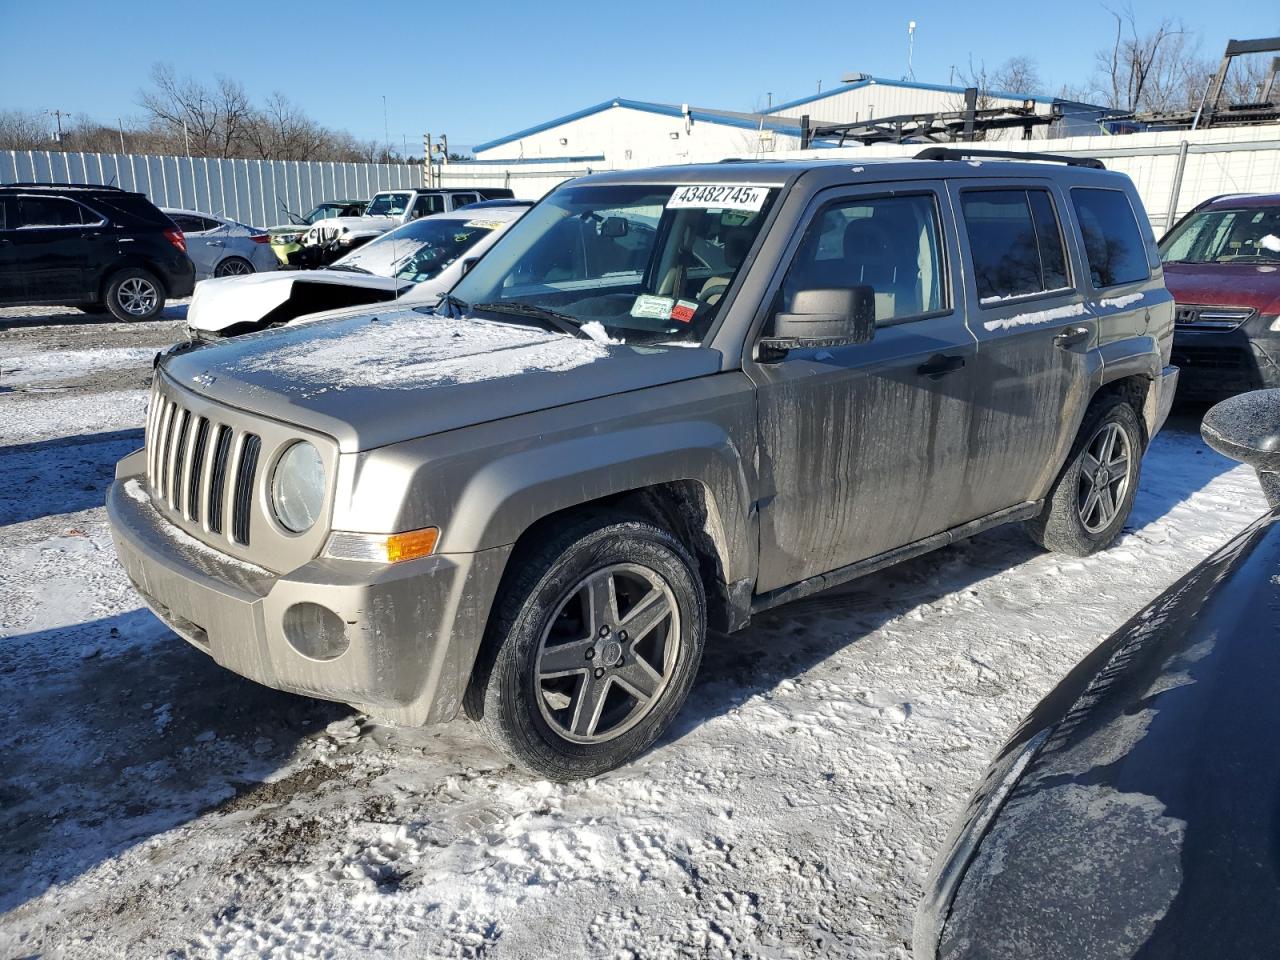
[0,303,1267,959]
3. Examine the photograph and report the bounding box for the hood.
[187,271,406,332]
[1162,261,1280,315]
[161,306,720,451]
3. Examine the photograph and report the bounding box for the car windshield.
[304,204,347,224]
[334,217,501,280]
[1160,205,1280,263]
[446,183,776,344]
[365,192,412,217]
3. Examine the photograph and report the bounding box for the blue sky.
[1,0,1274,152]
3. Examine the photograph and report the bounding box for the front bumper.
[1171,328,1280,400]
[107,466,510,726]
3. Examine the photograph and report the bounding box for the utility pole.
[183,119,191,156]
[47,109,68,145]
[382,95,390,161]
[440,134,449,163]
[424,133,433,187]
[117,118,126,154]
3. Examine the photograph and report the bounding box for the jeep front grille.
[1173,305,1253,331]
[145,386,261,546]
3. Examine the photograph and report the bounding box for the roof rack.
[2,181,127,191]
[914,147,1105,170]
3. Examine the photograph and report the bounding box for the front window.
[334,217,499,280]
[365,192,412,217]
[447,182,777,343]
[305,204,347,223]
[1161,205,1280,264]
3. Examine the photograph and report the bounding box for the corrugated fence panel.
[0,151,422,228]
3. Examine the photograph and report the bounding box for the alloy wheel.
[215,258,253,277]
[1077,421,1132,533]
[116,277,158,317]
[534,563,680,744]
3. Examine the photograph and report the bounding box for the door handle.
[917,354,966,379]
[1054,326,1090,349]
[207,239,224,247]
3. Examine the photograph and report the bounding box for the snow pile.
[236,309,612,390]
[983,301,1087,332]
[1260,234,1280,253]
[0,346,158,386]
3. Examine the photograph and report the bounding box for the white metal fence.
[1,151,422,228]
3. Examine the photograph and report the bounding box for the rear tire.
[1024,398,1143,556]
[104,268,164,322]
[214,256,254,278]
[465,514,706,780]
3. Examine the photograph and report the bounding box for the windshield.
[447,182,776,343]
[304,204,347,224]
[365,192,412,217]
[334,217,500,279]
[1161,205,1280,264]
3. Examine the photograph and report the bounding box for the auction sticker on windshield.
[667,184,770,211]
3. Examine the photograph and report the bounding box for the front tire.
[1025,398,1143,556]
[104,268,164,322]
[466,514,706,780]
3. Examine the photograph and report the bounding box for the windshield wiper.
[327,263,372,274]
[472,301,591,339]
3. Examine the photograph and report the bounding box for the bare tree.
[0,109,55,150]
[1091,6,1197,113]
[137,63,252,157]
[951,56,1044,138]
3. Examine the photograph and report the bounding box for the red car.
[1159,193,1280,400]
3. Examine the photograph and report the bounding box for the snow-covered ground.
[0,304,1267,959]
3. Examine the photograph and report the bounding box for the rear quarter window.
[1071,187,1150,288]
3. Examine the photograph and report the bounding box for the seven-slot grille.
[1173,305,1254,331]
[145,384,261,546]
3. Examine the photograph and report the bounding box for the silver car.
[162,208,278,280]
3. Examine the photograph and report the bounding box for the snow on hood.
[187,271,404,332]
[161,306,720,451]
[234,309,611,390]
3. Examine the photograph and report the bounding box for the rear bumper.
[107,465,510,726]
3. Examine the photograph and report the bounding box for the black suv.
[0,183,195,321]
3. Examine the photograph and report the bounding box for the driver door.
[747,184,978,594]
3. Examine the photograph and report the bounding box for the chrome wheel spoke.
[1080,452,1100,482]
[570,675,611,738]
[537,637,595,677]
[586,570,620,629]
[614,657,662,702]
[618,588,671,643]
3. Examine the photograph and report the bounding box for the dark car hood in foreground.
[161,306,720,452]
[1163,261,1280,314]
[922,507,1280,960]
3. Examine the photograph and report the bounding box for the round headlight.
[271,442,325,533]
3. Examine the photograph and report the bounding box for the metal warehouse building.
[468,77,1111,170]
[471,98,811,167]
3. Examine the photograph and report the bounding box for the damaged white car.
[186,205,526,338]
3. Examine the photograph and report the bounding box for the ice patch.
[236,309,612,391]
[982,301,1087,332]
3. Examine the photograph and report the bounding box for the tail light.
[164,227,187,253]
[250,233,270,245]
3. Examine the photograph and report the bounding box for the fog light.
[282,602,349,661]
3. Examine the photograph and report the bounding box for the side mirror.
[757,286,876,360]
[461,257,480,276]
[1201,388,1280,507]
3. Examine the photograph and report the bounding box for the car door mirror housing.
[758,286,876,360]
[1201,388,1280,507]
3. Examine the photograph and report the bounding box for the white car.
[186,204,527,337]
[162,208,278,279]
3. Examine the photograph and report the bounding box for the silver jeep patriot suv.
[108,150,1179,779]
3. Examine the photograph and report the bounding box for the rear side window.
[93,193,168,227]
[1071,188,1149,288]
[782,193,948,325]
[16,196,88,228]
[961,189,1070,303]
